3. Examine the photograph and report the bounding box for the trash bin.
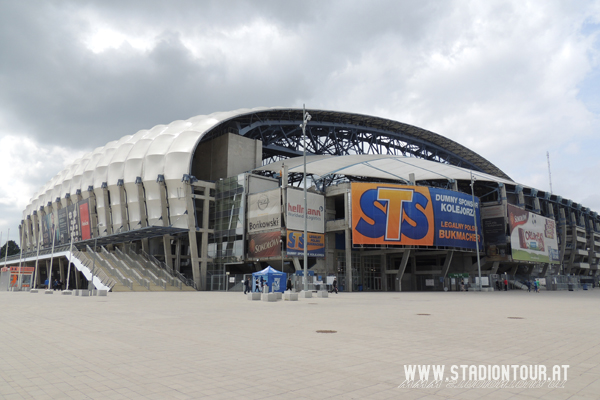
[568,283,573,291]
[358,285,363,291]
[583,284,588,290]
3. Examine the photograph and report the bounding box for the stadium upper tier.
[24,107,512,221]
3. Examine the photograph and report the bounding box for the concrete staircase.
[82,246,196,292]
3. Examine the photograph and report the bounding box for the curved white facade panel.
[22,107,275,232]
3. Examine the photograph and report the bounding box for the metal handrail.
[72,249,117,290]
[102,247,150,290]
[85,245,133,290]
[128,249,172,287]
[140,250,196,290]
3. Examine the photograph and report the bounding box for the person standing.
[332,278,338,294]
[526,280,531,292]
[244,277,250,294]
[286,278,292,292]
[254,278,261,292]
[504,278,508,291]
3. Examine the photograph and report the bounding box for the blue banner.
[429,188,482,249]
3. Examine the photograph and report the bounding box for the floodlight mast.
[470,172,482,291]
[301,105,311,291]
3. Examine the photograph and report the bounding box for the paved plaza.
[0,289,599,399]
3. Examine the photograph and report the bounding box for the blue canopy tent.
[252,266,287,293]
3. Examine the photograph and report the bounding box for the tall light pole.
[33,227,41,289]
[470,172,482,291]
[47,225,56,292]
[17,225,25,290]
[65,229,75,292]
[301,105,311,292]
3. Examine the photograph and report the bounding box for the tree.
[0,240,20,258]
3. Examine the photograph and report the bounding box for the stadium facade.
[2,107,599,292]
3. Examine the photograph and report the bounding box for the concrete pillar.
[381,253,387,291]
[85,188,99,238]
[98,185,112,235]
[395,250,411,291]
[343,190,352,292]
[163,235,174,271]
[441,251,454,278]
[410,254,417,290]
[345,228,352,292]
[533,198,541,215]
[136,181,148,228]
[558,208,567,266]
[59,258,65,283]
[184,181,200,289]
[516,186,525,208]
[159,180,169,226]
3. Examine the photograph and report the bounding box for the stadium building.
[2,108,599,292]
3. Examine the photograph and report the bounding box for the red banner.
[248,231,282,258]
[79,201,91,240]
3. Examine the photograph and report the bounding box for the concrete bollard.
[261,293,277,302]
[284,292,298,301]
[247,293,261,300]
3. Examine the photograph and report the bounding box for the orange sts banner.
[352,183,435,246]
[351,183,482,249]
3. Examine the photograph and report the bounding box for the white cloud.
[1,0,600,241]
[0,134,85,237]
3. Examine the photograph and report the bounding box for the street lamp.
[300,105,311,293]
[470,172,482,291]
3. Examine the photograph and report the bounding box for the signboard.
[286,188,325,233]
[41,212,60,247]
[43,199,92,247]
[481,205,508,261]
[508,205,560,264]
[79,200,91,240]
[247,231,281,258]
[247,189,281,234]
[286,230,325,258]
[448,273,469,278]
[351,183,482,249]
[425,279,434,286]
[9,267,34,288]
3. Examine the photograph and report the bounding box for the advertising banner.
[480,205,509,261]
[42,212,60,247]
[351,183,482,249]
[58,207,69,244]
[286,229,325,258]
[248,231,282,258]
[247,189,281,234]
[286,188,325,233]
[508,205,560,264]
[79,200,91,240]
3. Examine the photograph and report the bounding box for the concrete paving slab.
[0,290,598,399]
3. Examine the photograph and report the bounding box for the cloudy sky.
[0,0,599,245]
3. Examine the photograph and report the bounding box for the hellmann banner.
[507,204,560,264]
[351,183,482,249]
[247,189,281,234]
[286,188,325,233]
